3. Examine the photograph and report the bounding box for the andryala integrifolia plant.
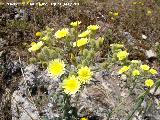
[102,43,160,119]
[28,21,160,119]
[28,21,101,119]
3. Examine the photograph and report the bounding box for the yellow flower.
[149,68,158,75]
[80,117,88,120]
[132,2,137,5]
[132,70,140,76]
[62,75,81,95]
[78,66,93,84]
[78,30,91,38]
[35,32,42,37]
[140,64,150,71]
[114,12,119,16]
[73,38,88,47]
[87,25,100,31]
[22,0,32,5]
[117,51,129,61]
[54,28,69,39]
[28,41,43,52]
[118,66,130,74]
[70,21,81,27]
[110,43,124,49]
[145,79,154,87]
[147,10,152,15]
[131,60,141,64]
[48,59,65,78]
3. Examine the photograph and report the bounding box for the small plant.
[28,21,102,119]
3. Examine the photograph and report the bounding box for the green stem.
[127,90,149,120]
[129,78,138,95]
[127,97,144,120]
[63,94,71,120]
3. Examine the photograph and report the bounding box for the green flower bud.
[98,37,104,45]
[83,49,89,57]
[82,59,88,66]
[42,36,49,41]
[37,52,46,61]
[96,37,104,48]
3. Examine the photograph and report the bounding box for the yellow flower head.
[78,30,91,38]
[73,38,88,47]
[28,41,43,52]
[70,21,81,27]
[140,64,150,71]
[145,79,154,87]
[35,32,42,37]
[147,10,152,15]
[117,51,129,61]
[132,70,140,76]
[132,2,137,5]
[149,68,158,75]
[62,75,81,95]
[80,117,88,120]
[110,43,124,49]
[54,28,69,39]
[48,59,65,78]
[87,25,100,31]
[114,12,119,16]
[118,66,130,74]
[131,60,141,64]
[78,66,93,84]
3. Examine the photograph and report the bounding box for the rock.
[11,64,61,120]
[12,90,40,120]
[142,34,147,39]
[145,49,157,60]
[123,31,135,45]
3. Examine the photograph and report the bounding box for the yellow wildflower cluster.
[54,28,69,39]
[47,58,93,95]
[62,66,93,95]
[117,51,129,61]
[118,66,130,74]
[70,21,81,27]
[28,41,43,52]
[73,38,88,47]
